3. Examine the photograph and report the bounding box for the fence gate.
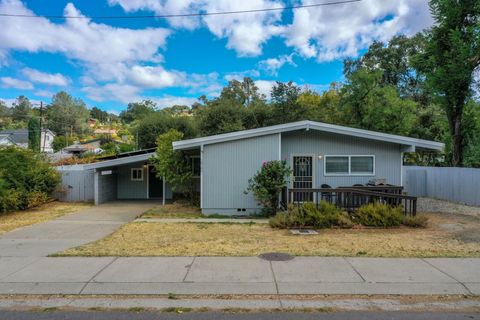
[293,156,313,202]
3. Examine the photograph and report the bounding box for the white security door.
[293,156,313,202]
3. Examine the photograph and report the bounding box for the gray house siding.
[57,161,173,204]
[56,168,94,202]
[117,162,148,199]
[281,130,402,187]
[202,134,279,215]
[95,168,117,204]
[117,162,173,200]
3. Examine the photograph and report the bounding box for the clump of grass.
[128,307,145,312]
[403,214,429,228]
[167,292,178,300]
[163,307,192,313]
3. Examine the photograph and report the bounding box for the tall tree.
[46,91,90,135]
[11,96,32,121]
[119,100,156,124]
[134,112,197,149]
[90,107,109,123]
[416,0,480,166]
[27,117,40,152]
[269,81,304,124]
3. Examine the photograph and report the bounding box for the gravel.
[417,197,480,217]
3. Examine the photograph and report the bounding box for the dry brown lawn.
[59,211,480,257]
[141,202,203,219]
[0,201,92,235]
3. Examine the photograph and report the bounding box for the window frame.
[324,155,375,176]
[131,168,144,181]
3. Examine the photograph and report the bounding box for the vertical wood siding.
[96,168,117,204]
[56,169,94,202]
[202,134,279,214]
[281,130,402,187]
[117,162,148,199]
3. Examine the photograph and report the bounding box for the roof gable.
[173,120,444,151]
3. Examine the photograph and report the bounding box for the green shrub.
[269,201,352,229]
[403,214,429,228]
[0,146,60,213]
[352,202,404,227]
[246,160,292,216]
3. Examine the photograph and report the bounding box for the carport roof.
[83,152,155,170]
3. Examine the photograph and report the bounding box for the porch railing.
[286,186,417,216]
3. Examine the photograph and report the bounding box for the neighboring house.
[0,134,15,146]
[56,120,443,214]
[94,128,117,135]
[63,139,102,155]
[0,129,55,153]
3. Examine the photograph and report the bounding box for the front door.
[293,156,314,202]
[148,166,163,198]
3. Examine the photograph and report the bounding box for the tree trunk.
[450,114,464,167]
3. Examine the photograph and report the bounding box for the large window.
[131,168,143,181]
[325,156,374,176]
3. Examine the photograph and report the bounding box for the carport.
[57,150,173,205]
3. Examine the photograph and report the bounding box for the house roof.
[0,134,15,145]
[83,152,155,170]
[173,120,444,152]
[0,129,55,144]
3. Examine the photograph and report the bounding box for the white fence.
[403,166,480,206]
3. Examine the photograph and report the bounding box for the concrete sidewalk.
[0,257,478,296]
[0,201,158,257]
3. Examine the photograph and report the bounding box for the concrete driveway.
[0,201,157,257]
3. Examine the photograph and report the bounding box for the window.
[325,156,349,174]
[191,156,200,177]
[325,156,375,176]
[351,156,374,174]
[131,168,143,181]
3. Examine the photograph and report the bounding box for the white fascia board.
[172,120,444,151]
[83,152,156,170]
[172,121,308,150]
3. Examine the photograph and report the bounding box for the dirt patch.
[418,198,480,217]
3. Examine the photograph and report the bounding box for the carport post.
[162,176,166,205]
[93,169,99,206]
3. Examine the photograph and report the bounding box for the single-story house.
[57,120,443,215]
[0,129,55,153]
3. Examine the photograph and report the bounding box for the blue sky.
[0,0,433,114]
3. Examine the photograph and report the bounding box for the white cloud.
[255,80,277,98]
[129,65,184,89]
[0,77,33,90]
[0,97,42,107]
[258,54,295,75]
[0,1,170,65]
[82,83,141,103]
[284,0,434,62]
[224,70,260,82]
[34,89,55,98]
[152,96,198,108]
[109,0,285,56]
[22,68,70,86]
